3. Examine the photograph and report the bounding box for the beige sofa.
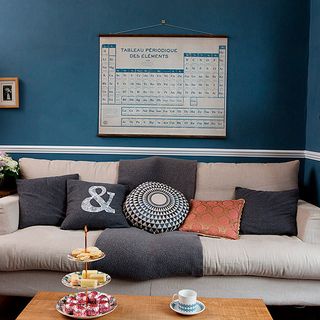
[1,158,320,306]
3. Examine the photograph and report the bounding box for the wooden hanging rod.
[98,34,228,38]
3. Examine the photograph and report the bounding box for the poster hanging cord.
[113,19,215,35]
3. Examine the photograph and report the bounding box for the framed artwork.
[98,35,228,138]
[0,78,19,109]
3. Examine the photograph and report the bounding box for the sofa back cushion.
[19,158,299,201]
[19,158,118,183]
[195,160,299,200]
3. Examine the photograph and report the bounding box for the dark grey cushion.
[235,187,299,235]
[118,156,197,201]
[17,174,79,228]
[61,180,129,230]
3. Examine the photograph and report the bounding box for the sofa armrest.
[0,194,19,235]
[297,200,320,244]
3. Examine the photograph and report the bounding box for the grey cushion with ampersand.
[61,180,129,230]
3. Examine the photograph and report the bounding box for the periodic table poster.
[98,35,227,137]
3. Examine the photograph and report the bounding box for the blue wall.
[304,0,320,205]
[0,0,310,150]
[305,0,320,153]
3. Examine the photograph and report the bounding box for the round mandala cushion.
[123,181,189,234]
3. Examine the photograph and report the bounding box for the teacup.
[172,289,197,313]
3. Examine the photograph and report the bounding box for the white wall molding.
[305,150,320,161]
[0,145,307,159]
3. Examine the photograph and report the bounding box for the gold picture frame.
[0,77,19,108]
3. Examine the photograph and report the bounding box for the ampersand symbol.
[81,186,116,214]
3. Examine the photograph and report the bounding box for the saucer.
[170,299,205,316]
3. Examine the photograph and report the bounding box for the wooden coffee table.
[17,291,272,319]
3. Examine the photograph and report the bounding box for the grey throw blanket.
[92,228,203,281]
[118,156,197,200]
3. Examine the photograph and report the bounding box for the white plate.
[170,299,205,316]
[61,271,111,289]
[67,252,105,263]
[56,293,117,319]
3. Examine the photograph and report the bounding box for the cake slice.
[88,273,107,283]
[70,273,80,286]
[80,278,98,288]
[82,270,98,279]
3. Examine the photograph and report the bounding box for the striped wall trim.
[0,145,308,158]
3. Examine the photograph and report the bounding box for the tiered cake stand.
[56,226,117,319]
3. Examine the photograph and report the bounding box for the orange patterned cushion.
[179,199,245,240]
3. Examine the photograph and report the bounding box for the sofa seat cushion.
[1,227,320,281]
[201,235,320,279]
[0,226,102,272]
